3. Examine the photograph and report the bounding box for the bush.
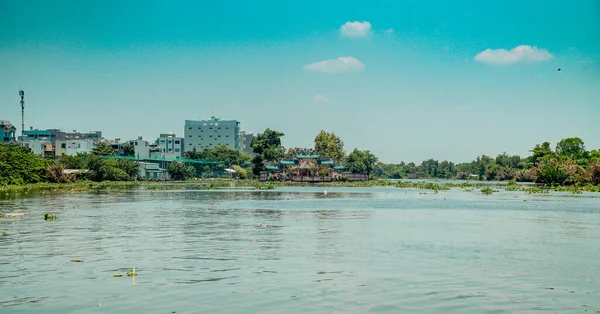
[232,165,248,180]
[46,164,75,183]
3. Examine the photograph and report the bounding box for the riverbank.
[1,179,599,200]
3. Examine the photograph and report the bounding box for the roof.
[296,153,320,159]
[318,159,334,165]
[280,159,298,165]
[99,155,219,164]
[266,164,280,170]
[333,164,345,170]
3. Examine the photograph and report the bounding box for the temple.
[260,148,368,182]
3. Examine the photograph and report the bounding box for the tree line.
[373,137,600,186]
[2,135,598,186]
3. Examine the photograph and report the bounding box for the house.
[128,136,150,159]
[0,120,16,143]
[55,139,94,156]
[155,133,184,159]
[137,162,169,180]
[20,140,53,156]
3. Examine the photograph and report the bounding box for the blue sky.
[1,0,599,162]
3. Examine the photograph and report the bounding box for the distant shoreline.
[1,179,599,201]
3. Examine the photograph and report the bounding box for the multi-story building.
[127,136,151,159]
[20,140,53,156]
[184,116,240,152]
[156,133,184,159]
[239,131,254,154]
[22,128,102,144]
[55,139,95,156]
[0,120,17,143]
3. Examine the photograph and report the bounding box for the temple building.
[259,148,366,182]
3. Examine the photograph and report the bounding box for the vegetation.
[373,137,600,187]
[44,212,57,220]
[314,130,346,162]
[167,162,196,180]
[0,144,50,185]
[344,149,379,177]
[251,129,285,175]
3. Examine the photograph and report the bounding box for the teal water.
[1,187,600,313]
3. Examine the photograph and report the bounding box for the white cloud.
[383,28,394,34]
[314,94,331,104]
[474,45,554,65]
[303,56,365,73]
[340,21,371,37]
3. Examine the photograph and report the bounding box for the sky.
[1,0,599,163]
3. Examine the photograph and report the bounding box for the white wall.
[55,139,94,156]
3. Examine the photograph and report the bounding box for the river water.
[1,186,600,313]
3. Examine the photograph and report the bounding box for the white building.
[21,140,52,156]
[184,116,240,152]
[156,133,184,159]
[55,139,94,156]
[128,136,151,159]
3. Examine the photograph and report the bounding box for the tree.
[122,144,135,156]
[168,162,196,180]
[116,159,139,179]
[0,143,49,185]
[314,130,345,162]
[556,137,586,158]
[232,165,248,180]
[59,153,89,169]
[343,149,379,177]
[91,142,114,156]
[527,142,553,165]
[251,129,284,175]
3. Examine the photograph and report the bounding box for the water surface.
[1,187,600,313]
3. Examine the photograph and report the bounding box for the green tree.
[526,142,553,165]
[122,144,135,156]
[556,137,586,158]
[0,143,49,185]
[343,149,379,177]
[314,130,345,162]
[59,153,89,169]
[251,129,285,175]
[91,142,114,156]
[116,159,139,179]
[168,162,196,180]
[232,165,248,179]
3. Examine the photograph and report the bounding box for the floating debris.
[113,274,123,278]
[70,260,84,263]
[44,212,57,220]
[251,239,258,243]
[0,232,6,236]
[126,267,137,277]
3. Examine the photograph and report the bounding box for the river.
[1,186,600,313]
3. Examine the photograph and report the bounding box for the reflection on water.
[1,188,600,313]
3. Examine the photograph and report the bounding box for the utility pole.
[19,90,25,140]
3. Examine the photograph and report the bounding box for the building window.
[188,127,192,130]
[189,135,192,137]
[175,148,180,152]
[175,140,180,144]
[61,143,66,149]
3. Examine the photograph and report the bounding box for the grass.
[481,187,498,195]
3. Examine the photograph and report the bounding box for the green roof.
[295,153,320,159]
[318,159,334,165]
[99,155,219,164]
[280,159,298,165]
[266,164,280,170]
[333,164,345,170]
